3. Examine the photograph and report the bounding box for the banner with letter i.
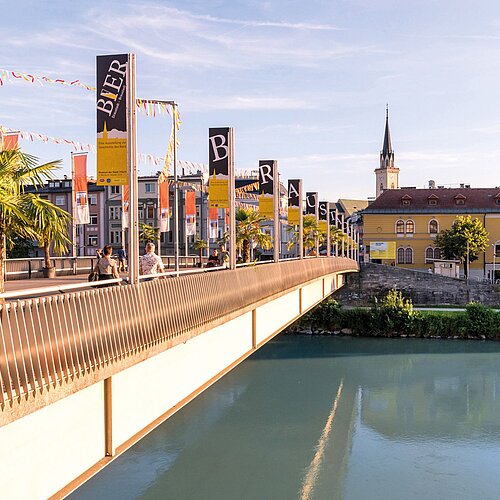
[159,178,170,233]
[185,190,196,236]
[96,54,129,186]
[209,207,218,240]
[72,152,90,225]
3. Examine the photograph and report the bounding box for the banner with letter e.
[96,54,129,186]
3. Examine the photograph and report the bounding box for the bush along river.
[286,290,500,340]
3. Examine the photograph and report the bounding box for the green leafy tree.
[139,223,159,244]
[0,149,62,291]
[235,208,272,262]
[7,236,34,258]
[435,216,489,277]
[25,196,72,271]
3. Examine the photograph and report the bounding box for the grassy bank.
[287,290,500,340]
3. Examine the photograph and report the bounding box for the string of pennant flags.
[0,69,176,118]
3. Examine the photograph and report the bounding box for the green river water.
[70,336,500,500]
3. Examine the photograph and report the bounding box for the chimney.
[428,180,436,189]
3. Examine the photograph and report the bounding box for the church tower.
[374,107,399,198]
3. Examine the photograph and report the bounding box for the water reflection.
[71,337,500,500]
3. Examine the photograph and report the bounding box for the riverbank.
[286,291,500,340]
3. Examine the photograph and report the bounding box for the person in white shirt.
[139,243,165,278]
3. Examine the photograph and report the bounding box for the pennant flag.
[1,131,19,151]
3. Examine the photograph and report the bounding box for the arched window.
[396,219,405,234]
[405,247,413,264]
[391,183,395,189]
[434,247,441,260]
[406,220,415,234]
[425,247,434,262]
[429,219,439,234]
[386,159,389,167]
[397,247,405,264]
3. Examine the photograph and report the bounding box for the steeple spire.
[382,104,393,155]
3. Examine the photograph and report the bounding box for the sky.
[2,0,500,201]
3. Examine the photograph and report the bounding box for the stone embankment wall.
[335,263,500,306]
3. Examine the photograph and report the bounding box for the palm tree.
[0,149,61,291]
[193,238,208,267]
[24,196,72,277]
[235,208,273,263]
[287,215,319,256]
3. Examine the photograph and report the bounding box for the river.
[70,336,500,500]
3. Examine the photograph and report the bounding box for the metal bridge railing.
[0,257,357,412]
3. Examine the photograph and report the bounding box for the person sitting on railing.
[93,245,120,286]
[140,242,165,280]
[207,249,219,268]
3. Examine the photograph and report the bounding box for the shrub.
[465,302,499,338]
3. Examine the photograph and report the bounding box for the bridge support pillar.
[104,378,114,457]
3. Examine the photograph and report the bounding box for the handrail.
[0,257,358,413]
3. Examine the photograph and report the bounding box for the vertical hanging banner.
[122,185,129,229]
[209,207,218,240]
[1,131,19,151]
[72,153,90,225]
[258,160,276,218]
[305,192,318,217]
[287,179,301,225]
[329,206,337,228]
[318,201,328,232]
[208,128,232,208]
[185,190,196,236]
[159,179,170,233]
[96,54,129,186]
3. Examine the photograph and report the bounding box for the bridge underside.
[0,257,357,500]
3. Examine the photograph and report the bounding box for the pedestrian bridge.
[0,257,357,500]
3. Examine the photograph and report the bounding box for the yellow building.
[363,187,500,280]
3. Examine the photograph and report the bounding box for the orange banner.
[72,153,89,224]
[1,132,19,151]
[122,185,129,229]
[186,190,196,216]
[159,180,170,232]
[209,207,218,221]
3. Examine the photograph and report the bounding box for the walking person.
[117,247,127,272]
[93,245,120,286]
[139,242,165,280]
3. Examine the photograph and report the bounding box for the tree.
[435,215,489,277]
[287,215,319,255]
[235,208,272,263]
[139,223,159,244]
[25,196,72,274]
[0,149,62,291]
[193,238,208,267]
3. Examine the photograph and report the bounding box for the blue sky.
[2,0,500,200]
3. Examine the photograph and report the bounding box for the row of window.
[54,194,98,206]
[395,246,442,264]
[111,184,156,195]
[395,219,439,234]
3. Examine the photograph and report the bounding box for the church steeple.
[375,106,399,198]
[382,105,392,155]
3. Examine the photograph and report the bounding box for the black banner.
[209,128,230,177]
[329,207,337,227]
[258,160,276,195]
[305,192,318,216]
[318,201,328,221]
[288,180,300,208]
